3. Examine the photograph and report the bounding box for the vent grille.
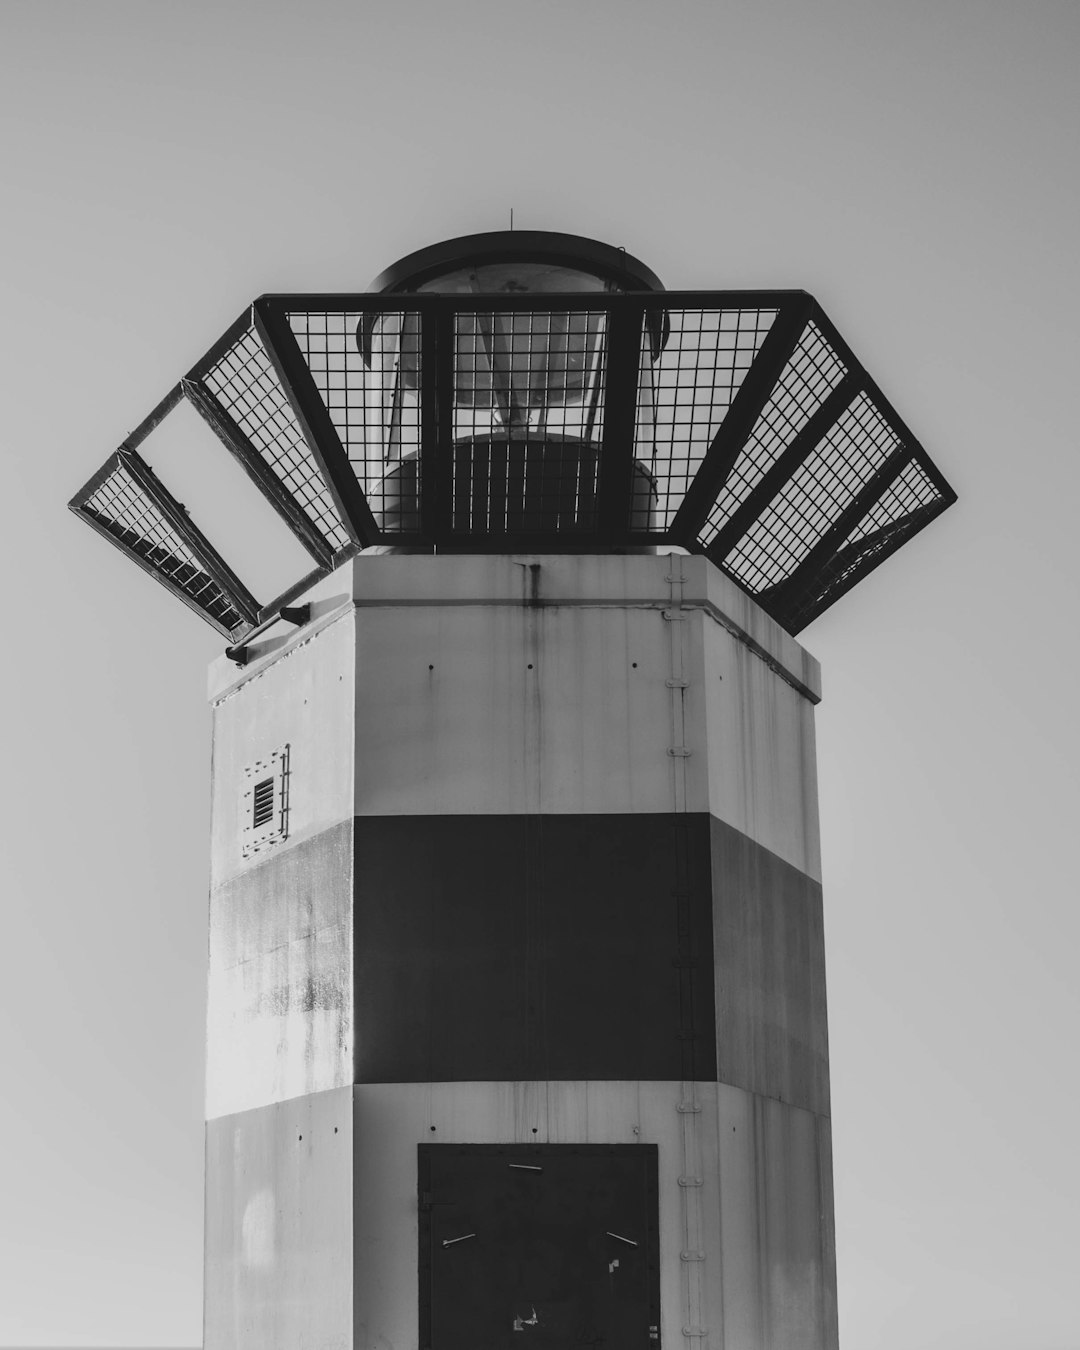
[252,777,275,828]
[241,744,289,858]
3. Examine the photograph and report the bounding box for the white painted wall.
[209,612,355,890]
[348,1080,833,1350]
[208,553,820,870]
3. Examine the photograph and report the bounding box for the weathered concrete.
[715,1082,838,1350]
[206,821,353,1120]
[350,812,716,1084]
[208,552,823,879]
[204,1087,353,1350]
[702,612,822,882]
[209,611,355,891]
[711,816,830,1116]
[205,1080,837,1350]
[203,553,835,1348]
[208,554,820,708]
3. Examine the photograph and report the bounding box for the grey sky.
[1,1,1077,1345]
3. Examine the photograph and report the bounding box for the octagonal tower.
[70,231,955,1350]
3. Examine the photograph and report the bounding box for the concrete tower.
[70,232,955,1350]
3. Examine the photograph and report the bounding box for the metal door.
[419,1144,660,1350]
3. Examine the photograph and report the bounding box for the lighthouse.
[70,232,955,1350]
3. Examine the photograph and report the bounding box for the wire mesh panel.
[722,391,904,594]
[203,325,353,553]
[698,321,847,548]
[453,310,607,440]
[635,307,776,529]
[77,455,248,636]
[450,437,602,535]
[288,310,422,533]
[841,457,943,547]
[777,460,948,631]
[451,310,606,534]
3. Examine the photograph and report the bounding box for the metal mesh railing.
[698,321,847,547]
[636,307,776,529]
[81,459,245,633]
[450,438,602,534]
[72,290,955,642]
[453,310,607,440]
[288,310,422,533]
[780,462,946,630]
[842,458,942,546]
[203,326,353,552]
[451,310,606,533]
[723,391,903,593]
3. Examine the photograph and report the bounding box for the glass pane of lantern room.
[354,311,422,533]
[453,310,606,440]
[416,263,610,446]
[134,396,317,606]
